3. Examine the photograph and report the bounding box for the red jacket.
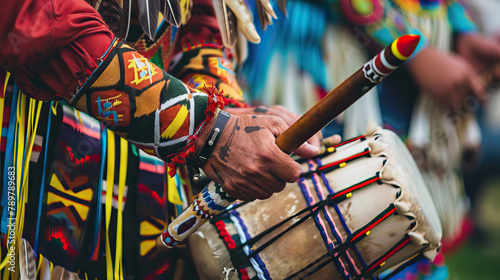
[0,0,113,101]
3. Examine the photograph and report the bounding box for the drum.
[188,123,442,280]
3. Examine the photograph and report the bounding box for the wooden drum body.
[188,124,442,280]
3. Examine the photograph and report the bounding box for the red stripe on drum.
[332,175,379,199]
[366,235,412,274]
[332,135,365,148]
[352,207,397,242]
[319,150,370,171]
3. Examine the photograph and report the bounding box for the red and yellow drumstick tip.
[391,34,421,61]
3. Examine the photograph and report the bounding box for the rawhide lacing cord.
[284,204,398,280]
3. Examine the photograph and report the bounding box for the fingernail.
[306,142,320,154]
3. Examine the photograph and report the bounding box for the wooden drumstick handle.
[157,34,421,249]
[276,34,421,153]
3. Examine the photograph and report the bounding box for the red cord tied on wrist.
[167,84,225,177]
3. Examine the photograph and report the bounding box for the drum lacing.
[242,174,381,260]
[300,148,371,177]
[376,251,425,280]
[308,157,364,277]
[287,154,420,280]
[313,156,368,272]
[296,135,367,164]
[284,204,399,280]
[212,173,383,279]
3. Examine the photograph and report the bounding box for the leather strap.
[187,110,230,183]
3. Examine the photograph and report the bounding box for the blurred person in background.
[238,0,500,278]
[461,0,500,245]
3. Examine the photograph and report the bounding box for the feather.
[225,0,260,43]
[265,10,273,26]
[255,0,267,31]
[211,0,237,48]
[234,31,248,68]
[259,0,277,19]
[137,0,162,40]
[50,266,80,280]
[19,239,36,280]
[161,0,182,28]
[38,255,51,280]
[256,0,275,30]
[277,0,287,17]
[117,0,132,40]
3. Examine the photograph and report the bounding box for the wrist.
[188,110,232,183]
[193,109,230,158]
[166,84,225,177]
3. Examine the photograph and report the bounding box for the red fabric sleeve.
[171,0,222,56]
[0,0,113,101]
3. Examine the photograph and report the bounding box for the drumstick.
[157,34,421,249]
[276,34,421,153]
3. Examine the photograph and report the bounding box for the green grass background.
[447,179,500,280]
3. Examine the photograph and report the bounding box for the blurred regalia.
[237,0,481,279]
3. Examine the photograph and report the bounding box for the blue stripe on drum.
[297,175,350,279]
[230,210,272,280]
[315,157,369,269]
[307,159,360,275]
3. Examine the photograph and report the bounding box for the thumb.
[265,116,320,157]
[269,150,301,183]
[294,142,320,158]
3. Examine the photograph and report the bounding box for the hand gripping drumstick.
[157,34,421,249]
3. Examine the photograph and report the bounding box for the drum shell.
[189,128,442,280]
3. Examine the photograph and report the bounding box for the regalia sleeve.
[0,0,114,101]
[0,0,225,169]
[71,38,224,170]
[167,0,248,108]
